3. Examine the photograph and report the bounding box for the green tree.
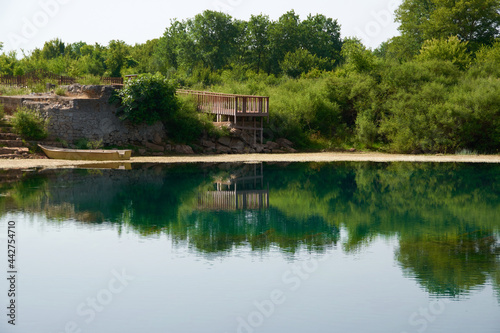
[280,49,331,78]
[300,14,342,67]
[416,36,472,69]
[155,19,193,73]
[77,43,106,76]
[41,38,66,59]
[396,0,500,51]
[340,38,378,74]
[105,40,134,77]
[268,10,302,74]
[244,14,271,73]
[130,39,159,74]
[188,10,239,71]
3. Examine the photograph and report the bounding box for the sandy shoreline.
[1,152,500,169]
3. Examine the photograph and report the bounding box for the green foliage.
[0,85,30,96]
[396,0,500,51]
[280,49,331,78]
[77,75,102,85]
[111,73,179,125]
[416,36,472,69]
[340,38,379,74]
[11,106,48,140]
[166,95,211,143]
[87,139,103,149]
[55,87,66,96]
[0,102,4,120]
[74,138,89,149]
[105,40,134,77]
[74,138,103,149]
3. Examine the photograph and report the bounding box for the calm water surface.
[0,162,499,333]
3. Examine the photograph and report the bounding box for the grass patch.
[0,85,30,96]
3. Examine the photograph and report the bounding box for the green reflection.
[1,162,500,299]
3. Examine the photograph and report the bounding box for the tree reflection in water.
[1,162,499,299]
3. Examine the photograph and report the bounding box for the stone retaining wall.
[1,85,165,146]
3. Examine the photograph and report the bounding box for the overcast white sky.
[0,0,402,54]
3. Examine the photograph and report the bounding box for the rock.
[230,139,245,151]
[218,137,232,147]
[272,149,286,153]
[349,148,356,152]
[285,147,298,153]
[138,149,146,155]
[266,141,280,150]
[190,144,203,153]
[175,145,194,154]
[230,128,242,137]
[153,133,163,145]
[144,141,165,152]
[216,145,232,154]
[277,138,293,148]
[164,144,172,151]
[252,144,265,153]
[263,149,271,153]
[240,131,255,145]
[201,140,216,149]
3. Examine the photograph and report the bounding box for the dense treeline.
[0,10,342,79]
[1,0,500,153]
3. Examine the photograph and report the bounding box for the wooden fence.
[0,69,123,86]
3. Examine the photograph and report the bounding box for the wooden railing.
[177,89,269,119]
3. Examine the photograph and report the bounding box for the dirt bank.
[1,152,500,170]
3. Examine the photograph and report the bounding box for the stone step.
[0,126,14,133]
[0,154,19,159]
[0,132,19,140]
[0,147,29,155]
[0,139,26,147]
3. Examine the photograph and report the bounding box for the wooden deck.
[197,163,269,211]
[177,90,269,144]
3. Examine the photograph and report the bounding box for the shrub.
[75,138,89,149]
[168,95,212,143]
[0,103,4,120]
[110,73,179,125]
[87,139,103,149]
[55,87,66,96]
[11,107,48,140]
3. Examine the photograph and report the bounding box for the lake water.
[0,162,499,333]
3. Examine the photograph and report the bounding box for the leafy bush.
[280,49,332,78]
[110,73,179,125]
[0,103,4,120]
[11,107,48,140]
[168,95,214,143]
[55,87,66,96]
[416,36,472,70]
[75,138,89,149]
[87,139,103,149]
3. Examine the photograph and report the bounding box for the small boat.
[38,144,132,161]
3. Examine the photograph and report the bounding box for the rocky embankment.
[137,127,296,156]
